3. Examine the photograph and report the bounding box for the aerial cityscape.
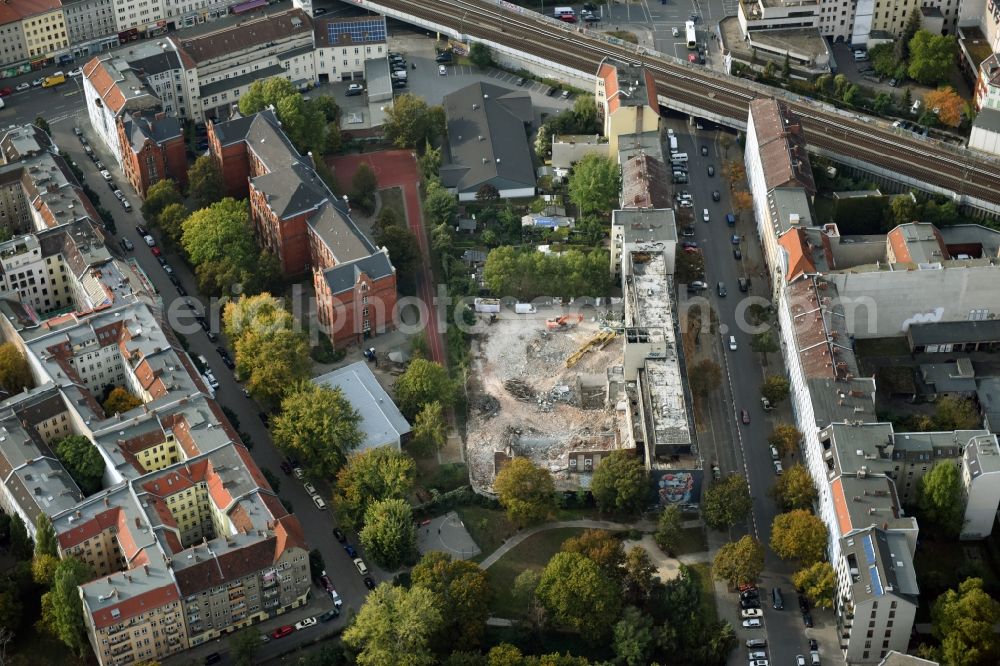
[0,0,998,665]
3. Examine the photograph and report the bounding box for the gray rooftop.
[768,188,814,236]
[617,131,663,164]
[441,82,535,194]
[124,113,182,154]
[199,64,285,99]
[974,107,1000,133]
[312,361,410,452]
[920,361,978,394]
[825,266,1000,339]
[551,134,606,170]
[252,161,329,219]
[841,527,918,605]
[322,250,394,295]
[938,224,1000,258]
[907,319,1000,347]
[612,208,677,244]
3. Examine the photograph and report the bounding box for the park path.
[478,518,706,569]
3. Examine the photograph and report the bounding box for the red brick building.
[117,112,187,198]
[208,111,397,347]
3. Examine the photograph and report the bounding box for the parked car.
[742,619,762,628]
[310,497,324,514]
[438,64,447,75]
[303,481,317,495]
[808,639,818,651]
[515,77,526,86]
[294,617,317,630]
[354,558,369,575]
[143,235,155,247]
[741,597,761,609]
[748,650,768,659]
[68,68,83,77]
[293,467,304,479]
[15,83,29,92]
[741,608,763,619]
[712,190,720,201]
[280,461,293,474]
[701,145,709,156]
[271,625,294,639]
[0,88,11,97]
[435,51,454,63]
[319,608,340,622]
[729,335,738,351]
[31,78,44,87]
[741,409,750,424]
[204,654,222,665]
[346,83,364,96]
[702,209,710,222]
[120,238,134,251]
[333,527,346,542]
[733,248,742,260]
[100,169,112,181]
[364,576,377,590]
[802,611,813,627]
[344,543,358,558]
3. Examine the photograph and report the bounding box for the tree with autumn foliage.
[924,87,965,127]
[731,190,753,220]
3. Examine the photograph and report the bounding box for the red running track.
[326,151,446,367]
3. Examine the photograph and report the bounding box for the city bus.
[686,20,697,49]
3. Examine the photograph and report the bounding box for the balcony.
[228,589,245,602]
[263,596,280,609]
[111,644,133,658]
[107,623,128,637]
[262,588,278,599]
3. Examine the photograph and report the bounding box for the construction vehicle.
[546,313,583,331]
[566,330,615,367]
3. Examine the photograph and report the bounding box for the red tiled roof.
[90,581,180,629]
[58,507,120,549]
[778,228,816,282]
[886,227,911,263]
[0,0,62,23]
[174,537,277,595]
[273,515,306,559]
[598,62,620,115]
[83,57,128,115]
[830,477,852,536]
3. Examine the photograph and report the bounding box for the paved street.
[663,117,840,665]
[1,79,379,665]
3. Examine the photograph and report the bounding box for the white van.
[514,303,537,314]
[728,335,737,351]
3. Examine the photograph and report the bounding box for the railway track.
[375,0,1000,207]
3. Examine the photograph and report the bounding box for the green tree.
[140,179,182,224]
[908,31,957,85]
[351,162,379,214]
[482,247,611,301]
[238,77,298,116]
[156,202,188,246]
[359,498,417,569]
[562,529,625,581]
[934,396,982,430]
[229,626,260,666]
[34,513,57,558]
[187,155,224,208]
[768,423,802,457]
[688,359,721,398]
[843,84,860,106]
[375,224,420,294]
[571,95,600,133]
[469,42,493,69]
[590,450,649,516]
[223,292,285,342]
[781,52,791,79]
[40,557,93,657]
[261,467,281,493]
[235,321,311,403]
[384,94,444,148]
[713,536,764,588]
[770,464,817,511]
[902,87,912,112]
[917,461,966,536]
[0,342,34,394]
[310,94,341,122]
[56,435,104,496]
[418,141,442,181]
[476,183,500,201]
[770,509,828,565]
[412,551,493,650]
[896,9,922,62]
[332,447,416,531]
[493,457,555,526]
[182,198,256,269]
[751,330,779,357]
[654,504,683,555]
[931,578,1000,666]
[890,194,918,226]
[623,546,657,605]
[271,381,363,479]
[33,553,60,585]
[424,180,458,227]
[612,606,655,666]
[701,474,752,532]
[792,562,836,609]
[536,552,622,639]
[410,401,448,457]
[102,386,142,415]
[9,514,31,560]
[761,374,790,405]
[395,358,455,418]
[343,584,443,666]
[568,153,620,216]
[872,92,892,115]
[34,115,51,135]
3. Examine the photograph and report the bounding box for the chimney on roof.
[107,576,113,585]
[144,564,150,576]
[134,517,141,529]
[104,497,110,507]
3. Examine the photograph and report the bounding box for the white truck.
[514,303,537,314]
[474,298,501,313]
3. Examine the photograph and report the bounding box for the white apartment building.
[111,0,165,35]
[62,0,120,58]
[312,14,388,83]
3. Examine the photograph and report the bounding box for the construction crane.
[546,313,583,331]
[566,330,616,368]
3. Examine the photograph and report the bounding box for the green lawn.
[673,526,709,557]
[377,186,405,222]
[689,562,719,622]
[486,527,589,618]
[455,505,518,561]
